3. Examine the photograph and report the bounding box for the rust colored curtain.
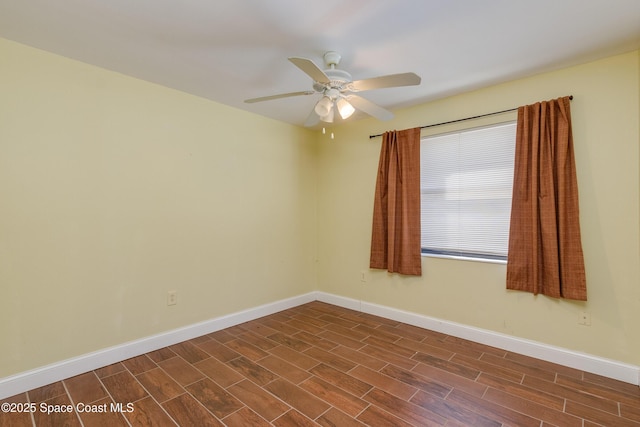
[370,128,422,276]
[506,96,587,300]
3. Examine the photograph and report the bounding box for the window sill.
[421,252,507,265]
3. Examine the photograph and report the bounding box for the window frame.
[419,120,517,264]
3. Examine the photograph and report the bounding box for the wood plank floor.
[2,301,639,426]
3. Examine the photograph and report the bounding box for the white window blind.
[420,121,516,261]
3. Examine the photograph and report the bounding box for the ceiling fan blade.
[244,91,315,103]
[288,57,331,84]
[350,72,421,92]
[348,95,394,121]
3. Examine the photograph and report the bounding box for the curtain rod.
[368,95,573,139]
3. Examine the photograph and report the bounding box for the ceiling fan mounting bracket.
[323,51,341,68]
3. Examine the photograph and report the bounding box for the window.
[420,121,516,262]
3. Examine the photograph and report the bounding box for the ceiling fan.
[245,51,421,127]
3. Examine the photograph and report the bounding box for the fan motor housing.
[313,68,353,92]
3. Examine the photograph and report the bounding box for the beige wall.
[0,38,318,377]
[1,37,638,379]
[316,50,640,366]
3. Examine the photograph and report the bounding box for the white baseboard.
[0,292,316,400]
[2,291,637,400]
[315,291,640,386]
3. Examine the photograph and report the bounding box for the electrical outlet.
[360,270,367,283]
[578,311,591,326]
[167,290,177,306]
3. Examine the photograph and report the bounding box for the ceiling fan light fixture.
[246,52,420,126]
[336,97,355,119]
[321,106,334,123]
[314,96,333,117]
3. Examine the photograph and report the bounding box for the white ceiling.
[2,1,640,128]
